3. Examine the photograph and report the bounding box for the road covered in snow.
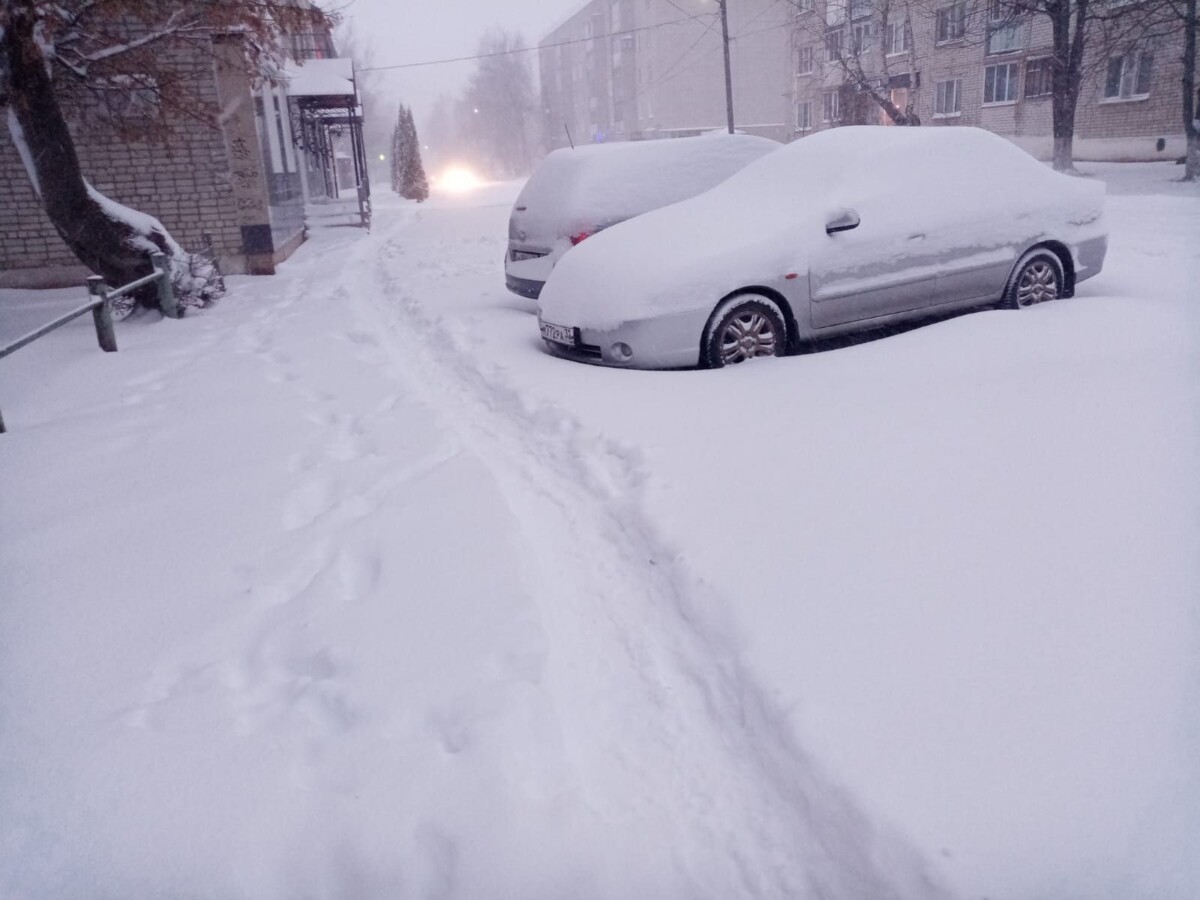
[1,162,1197,899]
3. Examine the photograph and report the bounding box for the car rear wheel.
[702,295,787,368]
[1003,250,1064,309]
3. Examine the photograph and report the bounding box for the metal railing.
[0,251,177,433]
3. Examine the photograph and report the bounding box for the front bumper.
[537,309,710,370]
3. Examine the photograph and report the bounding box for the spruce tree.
[399,107,430,202]
[389,105,405,194]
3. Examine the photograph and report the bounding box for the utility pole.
[717,0,735,133]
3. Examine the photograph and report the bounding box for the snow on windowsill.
[1098,94,1150,105]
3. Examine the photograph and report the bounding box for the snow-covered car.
[536,126,1108,369]
[505,133,780,299]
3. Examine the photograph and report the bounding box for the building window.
[986,20,1025,54]
[886,21,911,55]
[795,0,814,11]
[1103,51,1153,100]
[822,90,840,123]
[849,0,871,19]
[826,28,844,62]
[797,45,814,75]
[826,0,846,27]
[984,62,1020,103]
[934,78,962,115]
[620,34,635,51]
[91,75,161,121]
[796,100,813,131]
[850,22,872,53]
[936,2,966,43]
[1025,57,1053,97]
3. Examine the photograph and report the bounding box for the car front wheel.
[1003,249,1064,309]
[702,295,787,368]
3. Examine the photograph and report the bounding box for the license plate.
[539,320,576,347]
[511,249,547,262]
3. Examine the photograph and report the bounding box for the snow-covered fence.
[0,252,176,433]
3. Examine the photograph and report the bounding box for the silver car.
[505,133,780,299]
[536,126,1108,369]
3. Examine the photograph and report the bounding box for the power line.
[728,17,794,43]
[632,25,719,101]
[636,14,721,99]
[659,0,708,20]
[732,0,789,38]
[357,12,714,73]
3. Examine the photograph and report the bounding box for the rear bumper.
[506,273,544,299]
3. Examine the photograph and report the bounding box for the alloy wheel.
[1015,259,1060,307]
[718,310,778,364]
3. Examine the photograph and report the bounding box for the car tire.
[1002,249,1064,310]
[702,294,787,368]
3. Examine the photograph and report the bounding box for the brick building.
[0,8,365,289]
[536,0,1191,161]
[538,0,793,150]
[789,0,1194,160]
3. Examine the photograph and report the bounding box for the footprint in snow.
[281,477,338,531]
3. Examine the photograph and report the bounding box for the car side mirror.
[825,209,861,235]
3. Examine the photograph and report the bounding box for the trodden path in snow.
[0,192,946,898]
[343,193,949,898]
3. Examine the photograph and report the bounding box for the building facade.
[789,0,1193,160]
[539,0,794,150]
[537,0,1191,161]
[0,6,364,289]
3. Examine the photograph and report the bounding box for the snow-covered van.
[505,133,780,299]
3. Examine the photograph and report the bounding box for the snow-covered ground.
[1,162,1197,900]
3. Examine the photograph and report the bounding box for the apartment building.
[538,0,794,149]
[789,0,1192,160]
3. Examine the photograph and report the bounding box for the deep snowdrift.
[2,162,1197,899]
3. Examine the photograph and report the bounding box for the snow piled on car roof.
[512,133,780,239]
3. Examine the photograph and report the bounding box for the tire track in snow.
[352,223,950,900]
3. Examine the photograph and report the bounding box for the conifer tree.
[389,105,405,194]
[399,107,430,202]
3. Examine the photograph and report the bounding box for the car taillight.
[569,231,591,246]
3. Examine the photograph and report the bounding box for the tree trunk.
[3,3,173,305]
[1048,0,1085,172]
[1184,0,1198,181]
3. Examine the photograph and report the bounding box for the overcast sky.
[339,0,579,125]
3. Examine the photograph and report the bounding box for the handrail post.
[151,251,180,319]
[88,276,118,352]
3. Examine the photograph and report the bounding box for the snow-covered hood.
[538,189,814,331]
